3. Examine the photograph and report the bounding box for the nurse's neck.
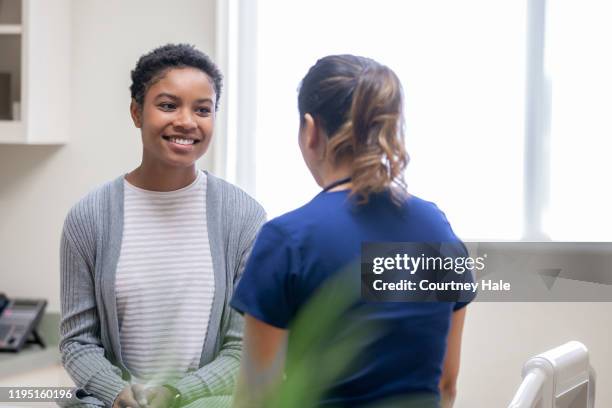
[317,160,353,192]
[126,163,198,192]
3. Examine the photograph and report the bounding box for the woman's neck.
[125,163,198,192]
[319,162,353,191]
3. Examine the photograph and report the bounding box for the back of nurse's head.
[298,55,408,203]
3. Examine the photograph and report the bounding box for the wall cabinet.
[0,0,70,144]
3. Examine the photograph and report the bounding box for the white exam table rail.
[508,341,596,408]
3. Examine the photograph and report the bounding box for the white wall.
[458,302,612,407]
[0,0,217,312]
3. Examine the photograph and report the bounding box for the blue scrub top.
[231,189,474,407]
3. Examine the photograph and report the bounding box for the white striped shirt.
[116,171,214,386]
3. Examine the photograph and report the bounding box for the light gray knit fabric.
[59,171,265,407]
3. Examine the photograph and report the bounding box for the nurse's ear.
[130,99,143,128]
[301,113,326,160]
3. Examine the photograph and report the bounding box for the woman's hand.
[143,386,176,408]
[112,385,145,408]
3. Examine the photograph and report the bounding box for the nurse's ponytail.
[298,55,408,204]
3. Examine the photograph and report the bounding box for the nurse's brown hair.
[298,55,408,204]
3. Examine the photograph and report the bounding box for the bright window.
[253,0,526,240]
[544,0,612,240]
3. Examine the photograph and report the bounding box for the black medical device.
[0,294,47,352]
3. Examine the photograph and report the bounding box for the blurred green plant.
[265,262,373,408]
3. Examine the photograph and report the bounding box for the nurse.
[231,55,473,407]
[59,44,265,408]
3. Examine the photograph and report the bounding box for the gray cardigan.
[59,171,265,407]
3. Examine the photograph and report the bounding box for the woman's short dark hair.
[298,54,408,204]
[130,43,223,110]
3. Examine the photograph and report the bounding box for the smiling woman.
[127,47,220,190]
[127,67,215,184]
[58,44,265,408]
